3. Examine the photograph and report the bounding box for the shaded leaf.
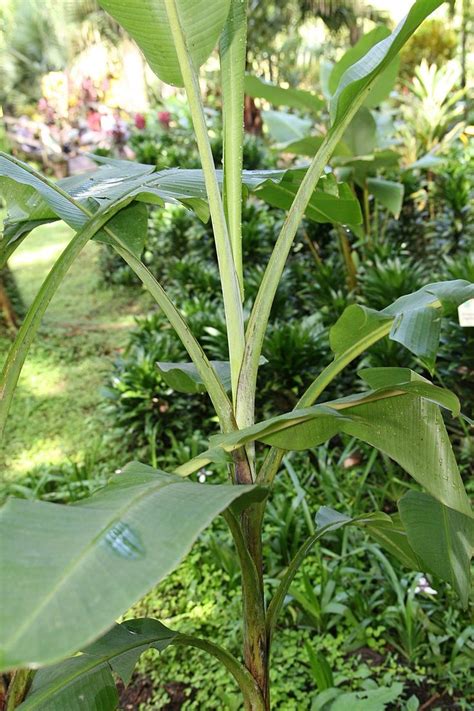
[315,506,421,571]
[312,683,404,711]
[262,109,312,144]
[342,107,377,156]
[244,75,324,113]
[19,619,176,710]
[209,369,470,516]
[330,281,474,369]
[274,135,350,158]
[367,177,404,217]
[19,659,117,711]
[399,491,474,607]
[254,171,362,225]
[157,360,232,393]
[98,201,148,258]
[0,463,264,670]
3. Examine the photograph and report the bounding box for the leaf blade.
[0,464,264,671]
[98,0,231,87]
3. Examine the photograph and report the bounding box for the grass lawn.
[0,221,150,481]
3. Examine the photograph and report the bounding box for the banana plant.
[0,2,473,709]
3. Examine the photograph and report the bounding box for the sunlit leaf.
[330,1,444,125]
[329,26,400,109]
[98,0,232,87]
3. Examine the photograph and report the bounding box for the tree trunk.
[0,265,24,330]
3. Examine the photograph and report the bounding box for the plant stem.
[265,527,329,644]
[5,669,33,710]
[173,635,265,710]
[115,247,235,433]
[239,503,269,709]
[296,320,393,409]
[336,225,357,291]
[220,0,248,296]
[363,182,371,241]
[236,113,359,432]
[163,0,245,403]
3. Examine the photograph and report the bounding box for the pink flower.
[134,113,146,130]
[158,111,171,128]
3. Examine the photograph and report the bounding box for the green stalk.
[336,225,358,291]
[5,669,33,710]
[220,0,249,296]
[362,182,371,241]
[0,205,127,438]
[296,319,393,409]
[265,527,330,644]
[173,635,265,711]
[115,247,235,433]
[236,103,364,432]
[164,0,245,403]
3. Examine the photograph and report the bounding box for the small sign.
[458,299,474,327]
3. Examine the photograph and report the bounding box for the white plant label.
[458,299,474,327]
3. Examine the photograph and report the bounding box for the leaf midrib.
[4,478,178,654]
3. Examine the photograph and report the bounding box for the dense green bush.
[129,114,275,172]
[400,19,457,77]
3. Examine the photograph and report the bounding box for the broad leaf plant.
[0,1,473,709]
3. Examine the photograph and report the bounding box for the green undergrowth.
[126,465,473,709]
[0,220,151,484]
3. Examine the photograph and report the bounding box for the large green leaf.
[18,619,176,710]
[399,491,474,607]
[0,155,154,265]
[330,280,474,369]
[312,683,404,711]
[157,360,232,393]
[21,661,118,711]
[261,109,312,144]
[0,463,265,671]
[341,107,377,156]
[329,26,400,109]
[244,75,324,113]
[205,369,470,517]
[330,1,444,125]
[366,177,404,217]
[272,135,350,158]
[98,0,231,87]
[1,159,363,257]
[253,171,362,225]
